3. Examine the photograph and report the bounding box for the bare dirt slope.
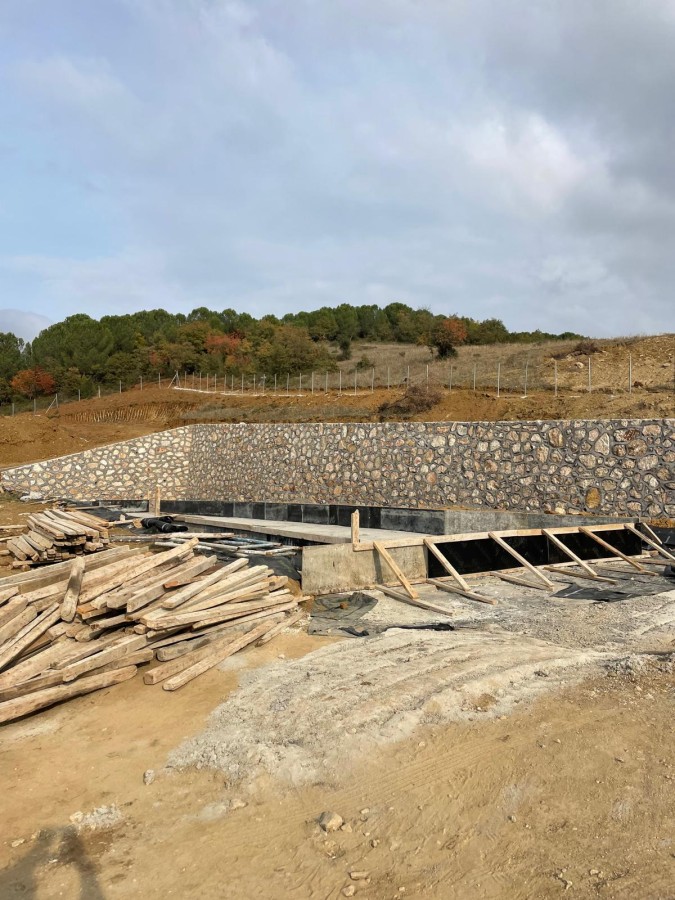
[0,332,673,471]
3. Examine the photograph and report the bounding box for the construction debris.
[0,539,306,724]
[2,508,111,568]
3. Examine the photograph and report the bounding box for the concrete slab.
[177,514,424,546]
[302,542,427,595]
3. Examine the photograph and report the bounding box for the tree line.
[0,303,581,401]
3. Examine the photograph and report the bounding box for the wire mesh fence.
[1,351,674,416]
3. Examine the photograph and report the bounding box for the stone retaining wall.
[1,419,673,518]
[0,427,193,501]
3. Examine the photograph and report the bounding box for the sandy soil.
[2,578,675,900]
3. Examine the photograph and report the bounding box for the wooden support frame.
[625,524,675,563]
[487,532,556,589]
[373,542,419,599]
[578,527,655,575]
[423,538,471,592]
[542,529,604,580]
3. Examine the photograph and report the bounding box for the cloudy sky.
[1,0,675,340]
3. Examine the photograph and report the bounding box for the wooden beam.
[542,529,604,580]
[487,532,556,589]
[377,583,457,614]
[423,538,471,592]
[490,571,551,592]
[578,527,655,574]
[545,565,618,585]
[0,665,137,725]
[354,522,630,552]
[351,510,360,549]
[426,578,497,606]
[625,525,675,563]
[373,541,419,599]
[640,522,663,546]
[60,557,85,623]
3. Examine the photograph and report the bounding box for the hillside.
[0,334,672,471]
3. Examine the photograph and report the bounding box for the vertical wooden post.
[351,510,360,549]
[150,484,161,517]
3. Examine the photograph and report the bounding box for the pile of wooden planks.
[3,508,111,568]
[0,539,305,724]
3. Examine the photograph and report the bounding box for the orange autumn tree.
[430,317,468,358]
[11,367,56,398]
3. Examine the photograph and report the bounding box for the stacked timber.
[0,539,305,724]
[4,508,111,568]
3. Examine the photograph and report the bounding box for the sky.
[1,0,675,341]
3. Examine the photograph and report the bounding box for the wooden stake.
[377,584,457,614]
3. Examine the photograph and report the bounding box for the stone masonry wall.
[186,419,674,518]
[0,427,193,500]
[1,419,673,518]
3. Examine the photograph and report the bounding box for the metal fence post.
[524,361,528,398]
[588,356,592,393]
[371,367,375,391]
[497,362,501,398]
[628,353,632,393]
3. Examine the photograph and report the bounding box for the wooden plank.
[491,571,551,592]
[545,565,618,585]
[0,665,137,725]
[351,510,360,549]
[255,609,305,645]
[640,522,663,546]
[578,527,655,574]
[146,596,295,631]
[354,522,630,552]
[0,604,61,672]
[488,532,555,589]
[0,546,144,592]
[161,555,217,587]
[625,525,675,562]
[542,529,604,580]
[78,539,199,603]
[62,635,147,682]
[0,605,36,646]
[60,557,85,623]
[0,586,20,607]
[423,538,471,592]
[373,541,419,599]
[377,583,458,614]
[426,578,497,606]
[162,621,274,692]
[159,558,248,610]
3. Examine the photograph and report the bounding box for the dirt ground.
[2,577,675,900]
[1,377,674,473]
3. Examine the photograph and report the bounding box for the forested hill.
[0,303,581,401]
